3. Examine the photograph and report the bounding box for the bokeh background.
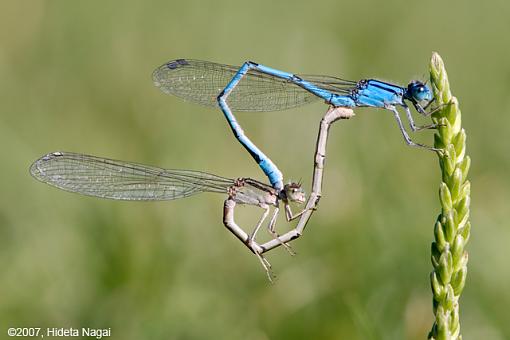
[1,0,509,339]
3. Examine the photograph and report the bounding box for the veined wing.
[30,152,234,201]
[298,74,356,95]
[152,59,356,112]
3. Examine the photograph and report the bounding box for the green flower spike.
[428,52,471,340]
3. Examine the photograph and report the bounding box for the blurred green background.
[1,0,509,339]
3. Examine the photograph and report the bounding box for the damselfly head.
[282,182,306,204]
[407,80,432,102]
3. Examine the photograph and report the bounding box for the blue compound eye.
[408,81,432,102]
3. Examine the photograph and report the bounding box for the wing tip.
[152,59,190,80]
[29,151,65,180]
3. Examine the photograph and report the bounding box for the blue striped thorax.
[352,79,405,108]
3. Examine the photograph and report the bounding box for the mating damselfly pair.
[31,59,436,280]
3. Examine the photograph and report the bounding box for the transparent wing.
[30,152,234,201]
[298,74,356,95]
[152,59,356,112]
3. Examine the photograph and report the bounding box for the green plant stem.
[428,53,471,340]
